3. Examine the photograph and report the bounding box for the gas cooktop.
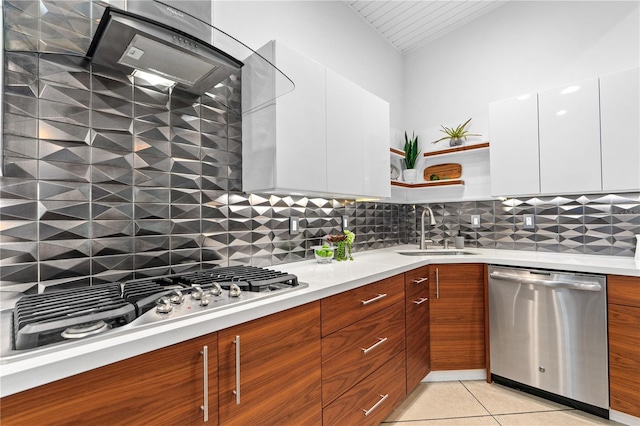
[3,266,307,359]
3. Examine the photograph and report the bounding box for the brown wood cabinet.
[608,275,640,418]
[405,265,431,392]
[321,274,406,423]
[217,301,322,425]
[322,301,405,405]
[429,263,485,371]
[1,334,218,426]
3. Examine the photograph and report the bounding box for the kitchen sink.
[396,250,477,256]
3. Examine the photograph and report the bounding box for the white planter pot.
[635,234,640,260]
[403,169,418,183]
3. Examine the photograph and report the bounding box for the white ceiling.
[347,0,508,54]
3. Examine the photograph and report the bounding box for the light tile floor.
[383,381,621,425]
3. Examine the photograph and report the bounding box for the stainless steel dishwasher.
[488,265,608,415]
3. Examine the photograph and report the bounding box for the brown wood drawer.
[608,303,640,418]
[322,351,406,426]
[322,302,405,406]
[321,274,404,337]
[608,275,640,307]
[405,266,430,301]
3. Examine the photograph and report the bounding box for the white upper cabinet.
[242,41,326,194]
[600,67,640,192]
[538,78,601,194]
[242,41,390,199]
[326,70,390,198]
[489,93,540,196]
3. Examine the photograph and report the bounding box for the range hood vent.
[87,6,243,94]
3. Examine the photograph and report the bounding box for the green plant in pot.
[403,131,420,183]
[432,118,481,147]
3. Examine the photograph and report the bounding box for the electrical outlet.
[471,214,480,228]
[523,214,535,230]
[342,215,349,231]
[289,216,299,235]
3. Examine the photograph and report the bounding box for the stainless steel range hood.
[87,6,243,95]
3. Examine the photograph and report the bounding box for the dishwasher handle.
[489,271,602,292]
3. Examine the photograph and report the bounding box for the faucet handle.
[444,240,450,249]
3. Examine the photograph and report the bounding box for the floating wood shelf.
[390,147,405,158]
[424,142,490,158]
[391,179,465,189]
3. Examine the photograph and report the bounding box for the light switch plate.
[289,216,299,235]
[342,215,349,231]
[471,215,480,228]
[523,214,535,230]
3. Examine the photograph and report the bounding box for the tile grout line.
[459,380,502,425]
[459,380,581,425]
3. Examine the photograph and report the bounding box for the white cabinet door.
[362,90,391,198]
[600,67,640,192]
[538,78,601,194]
[274,43,327,193]
[326,69,364,196]
[242,41,326,194]
[489,93,540,196]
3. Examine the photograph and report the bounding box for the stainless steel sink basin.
[396,250,477,256]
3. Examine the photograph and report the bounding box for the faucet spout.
[420,207,436,250]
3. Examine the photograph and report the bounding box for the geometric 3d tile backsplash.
[1,0,639,297]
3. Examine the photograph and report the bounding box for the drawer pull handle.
[413,277,428,284]
[362,393,389,416]
[413,297,429,305]
[232,335,240,405]
[361,337,388,354]
[200,346,209,422]
[361,293,387,305]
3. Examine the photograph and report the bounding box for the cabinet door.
[405,266,431,392]
[600,67,640,192]
[362,89,391,198]
[489,93,540,196]
[608,275,640,418]
[274,43,327,193]
[538,78,601,194]
[242,41,327,194]
[429,264,485,371]
[1,334,218,425]
[218,302,322,425]
[326,69,365,196]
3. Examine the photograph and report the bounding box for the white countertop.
[1,246,638,398]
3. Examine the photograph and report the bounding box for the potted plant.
[403,131,420,183]
[432,118,481,147]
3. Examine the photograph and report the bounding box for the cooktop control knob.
[170,289,184,304]
[211,282,223,296]
[156,296,173,314]
[229,283,242,298]
[191,285,203,300]
[200,295,211,306]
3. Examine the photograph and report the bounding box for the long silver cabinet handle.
[361,337,388,354]
[489,271,602,291]
[413,297,429,305]
[362,394,389,416]
[232,335,240,405]
[200,346,209,422]
[412,277,428,284]
[361,293,387,305]
[436,268,439,299]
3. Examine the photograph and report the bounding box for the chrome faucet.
[420,207,436,249]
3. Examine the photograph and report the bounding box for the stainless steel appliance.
[5,266,306,357]
[488,265,608,415]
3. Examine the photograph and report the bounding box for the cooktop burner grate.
[13,284,136,351]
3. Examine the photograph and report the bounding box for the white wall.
[213,0,404,140]
[404,0,640,151]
